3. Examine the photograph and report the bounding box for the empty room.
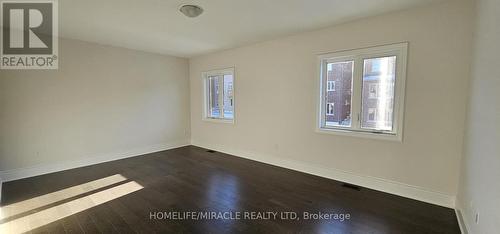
[0,0,498,233]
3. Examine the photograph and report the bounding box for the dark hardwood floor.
[0,146,460,234]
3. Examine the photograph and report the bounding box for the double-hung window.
[317,43,408,141]
[203,68,235,123]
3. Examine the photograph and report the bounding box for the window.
[324,61,353,127]
[317,43,408,141]
[327,81,336,91]
[367,108,377,122]
[326,103,334,115]
[203,68,234,122]
[368,83,378,98]
[361,57,395,131]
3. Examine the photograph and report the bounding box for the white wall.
[457,0,500,233]
[189,0,474,207]
[0,39,190,180]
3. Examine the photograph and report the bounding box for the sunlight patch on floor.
[0,181,143,234]
[0,174,127,220]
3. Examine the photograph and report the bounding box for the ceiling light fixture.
[179,4,204,18]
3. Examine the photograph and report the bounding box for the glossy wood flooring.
[1,146,460,233]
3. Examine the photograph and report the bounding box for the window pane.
[361,56,396,131]
[325,61,353,127]
[223,74,234,119]
[208,76,221,118]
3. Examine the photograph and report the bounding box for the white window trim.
[315,43,408,142]
[202,67,235,124]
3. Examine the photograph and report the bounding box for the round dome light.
[179,5,204,18]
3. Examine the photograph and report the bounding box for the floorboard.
[1,146,460,233]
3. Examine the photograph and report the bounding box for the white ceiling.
[60,0,442,58]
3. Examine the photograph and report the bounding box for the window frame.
[316,43,408,142]
[202,67,235,124]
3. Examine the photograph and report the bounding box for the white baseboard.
[455,209,469,234]
[0,140,456,209]
[0,140,189,183]
[191,140,456,208]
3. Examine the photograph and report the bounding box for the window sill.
[315,127,402,142]
[202,117,234,124]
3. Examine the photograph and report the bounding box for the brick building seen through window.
[326,57,395,130]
